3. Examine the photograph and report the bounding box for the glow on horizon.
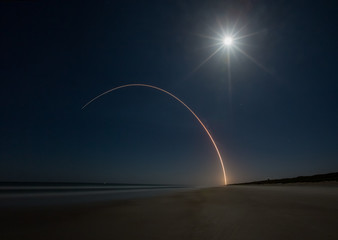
[82,84,227,185]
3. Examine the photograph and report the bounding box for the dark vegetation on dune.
[232,172,338,185]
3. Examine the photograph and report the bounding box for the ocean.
[0,182,192,207]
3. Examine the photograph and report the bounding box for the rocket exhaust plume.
[82,84,227,185]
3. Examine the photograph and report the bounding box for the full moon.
[223,37,233,46]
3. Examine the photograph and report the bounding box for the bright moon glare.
[223,37,233,46]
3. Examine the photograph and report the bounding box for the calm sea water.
[0,182,193,207]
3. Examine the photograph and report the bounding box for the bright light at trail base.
[223,37,233,46]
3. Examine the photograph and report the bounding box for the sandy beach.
[1,184,338,240]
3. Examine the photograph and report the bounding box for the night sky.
[1,0,337,185]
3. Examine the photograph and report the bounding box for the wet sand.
[1,185,338,240]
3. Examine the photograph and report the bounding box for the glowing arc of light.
[82,84,227,185]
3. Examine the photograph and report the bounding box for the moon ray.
[234,45,273,75]
[234,29,267,41]
[189,45,224,76]
[226,48,232,111]
[82,84,227,185]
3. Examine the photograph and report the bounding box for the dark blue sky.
[1,0,337,185]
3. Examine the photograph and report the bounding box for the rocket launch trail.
[82,84,227,185]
